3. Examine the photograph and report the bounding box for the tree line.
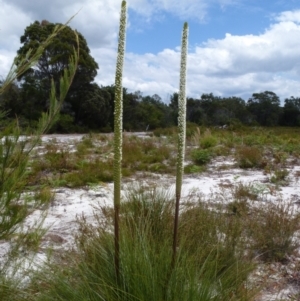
[1,20,300,132]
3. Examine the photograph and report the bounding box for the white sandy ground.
[1,134,300,300]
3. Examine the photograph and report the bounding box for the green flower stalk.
[173,22,189,262]
[113,0,127,279]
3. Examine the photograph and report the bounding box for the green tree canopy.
[247,91,281,126]
[281,96,300,126]
[16,20,98,124]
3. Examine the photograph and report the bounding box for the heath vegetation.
[1,2,300,301]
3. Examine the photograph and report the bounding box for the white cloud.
[127,0,239,21]
[0,1,32,48]
[5,0,123,48]
[274,10,300,23]
[195,16,300,77]
[115,9,300,101]
[1,1,300,104]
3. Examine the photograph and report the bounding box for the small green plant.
[34,186,54,206]
[270,168,289,185]
[76,135,95,154]
[200,129,218,149]
[191,149,211,165]
[184,164,205,174]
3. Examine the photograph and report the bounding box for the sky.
[0,0,300,104]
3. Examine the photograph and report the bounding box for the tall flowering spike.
[113,0,127,279]
[176,22,188,199]
[173,22,189,262]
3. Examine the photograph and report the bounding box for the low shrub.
[200,135,218,149]
[235,146,263,168]
[184,164,206,174]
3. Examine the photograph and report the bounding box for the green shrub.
[200,135,218,149]
[191,149,212,165]
[184,164,206,174]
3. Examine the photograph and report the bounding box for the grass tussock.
[235,146,264,169]
[24,187,256,301]
[247,202,300,262]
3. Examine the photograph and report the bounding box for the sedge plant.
[173,22,188,263]
[113,0,127,279]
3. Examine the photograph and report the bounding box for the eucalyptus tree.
[16,20,98,125]
[281,96,300,126]
[247,91,281,126]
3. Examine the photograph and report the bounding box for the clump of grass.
[122,136,175,173]
[233,182,258,201]
[242,135,260,146]
[270,168,289,185]
[16,227,48,252]
[272,150,288,165]
[26,188,255,301]
[75,135,95,154]
[227,200,249,217]
[62,159,114,187]
[34,186,54,206]
[31,142,75,173]
[153,127,177,138]
[184,164,206,174]
[190,126,201,146]
[213,145,231,156]
[222,132,242,148]
[200,129,218,149]
[235,146,263,168]
[247,202,300,262]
